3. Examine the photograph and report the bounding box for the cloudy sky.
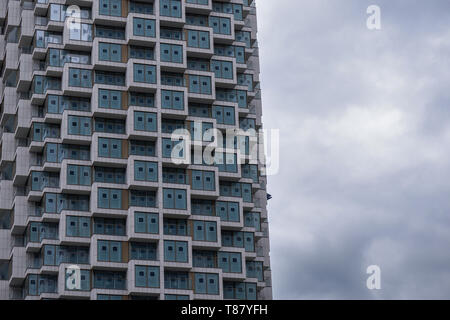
[257,0,450,299]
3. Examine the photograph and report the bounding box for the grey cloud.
[258,0,450,299]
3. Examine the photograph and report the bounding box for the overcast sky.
[257,0,450,299]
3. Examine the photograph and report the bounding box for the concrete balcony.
[11,196,29,235]
[34,0,50,16]
[158,8,186,29]
[91,132,129,167]
[7,0,21,30]
[159,87,190,119]
[0,132,16,163]
[4,43,19,72]
[58,266,91,299]
[60,111,93,145]
[126,207,161,242]
[0,35,5,63]
[19,9,35,47]
[89,184,129,218]
[0,88,18,126]
[93,7,128,27]
[13,147,31,186]
[32,43,53,61]
[15,99,32,139]
[9,247,27,286]
[185,71,217,104]
[220,268,247,282]
[126,260,163,297]
[184,26,215,59]
[126,60,158,92]
[58,211,91,246]
[185,1,213,14]
[45,20,64,34]
[245,52,258,74]
[62,24,93,51]
[0,229,12,260]
[0,180,14,211]
[242,200,255,211]
[59,161,92,195]
[158,42,188,73]
[91,38,128,72]
[89,234,129,271]
[61,64,93,98]
[126,14,158,47]
[0,0,7,22]
[18,54,33,91]
[0,282,9,300]
[187,168,220,200]
[209,15,236,45]
[91,84,128,119]
[125,107,159,141]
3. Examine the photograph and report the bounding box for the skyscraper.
[0,0,272,300]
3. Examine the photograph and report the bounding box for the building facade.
[0,0,272,300]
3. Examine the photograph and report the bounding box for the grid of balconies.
[0,0,271,300]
